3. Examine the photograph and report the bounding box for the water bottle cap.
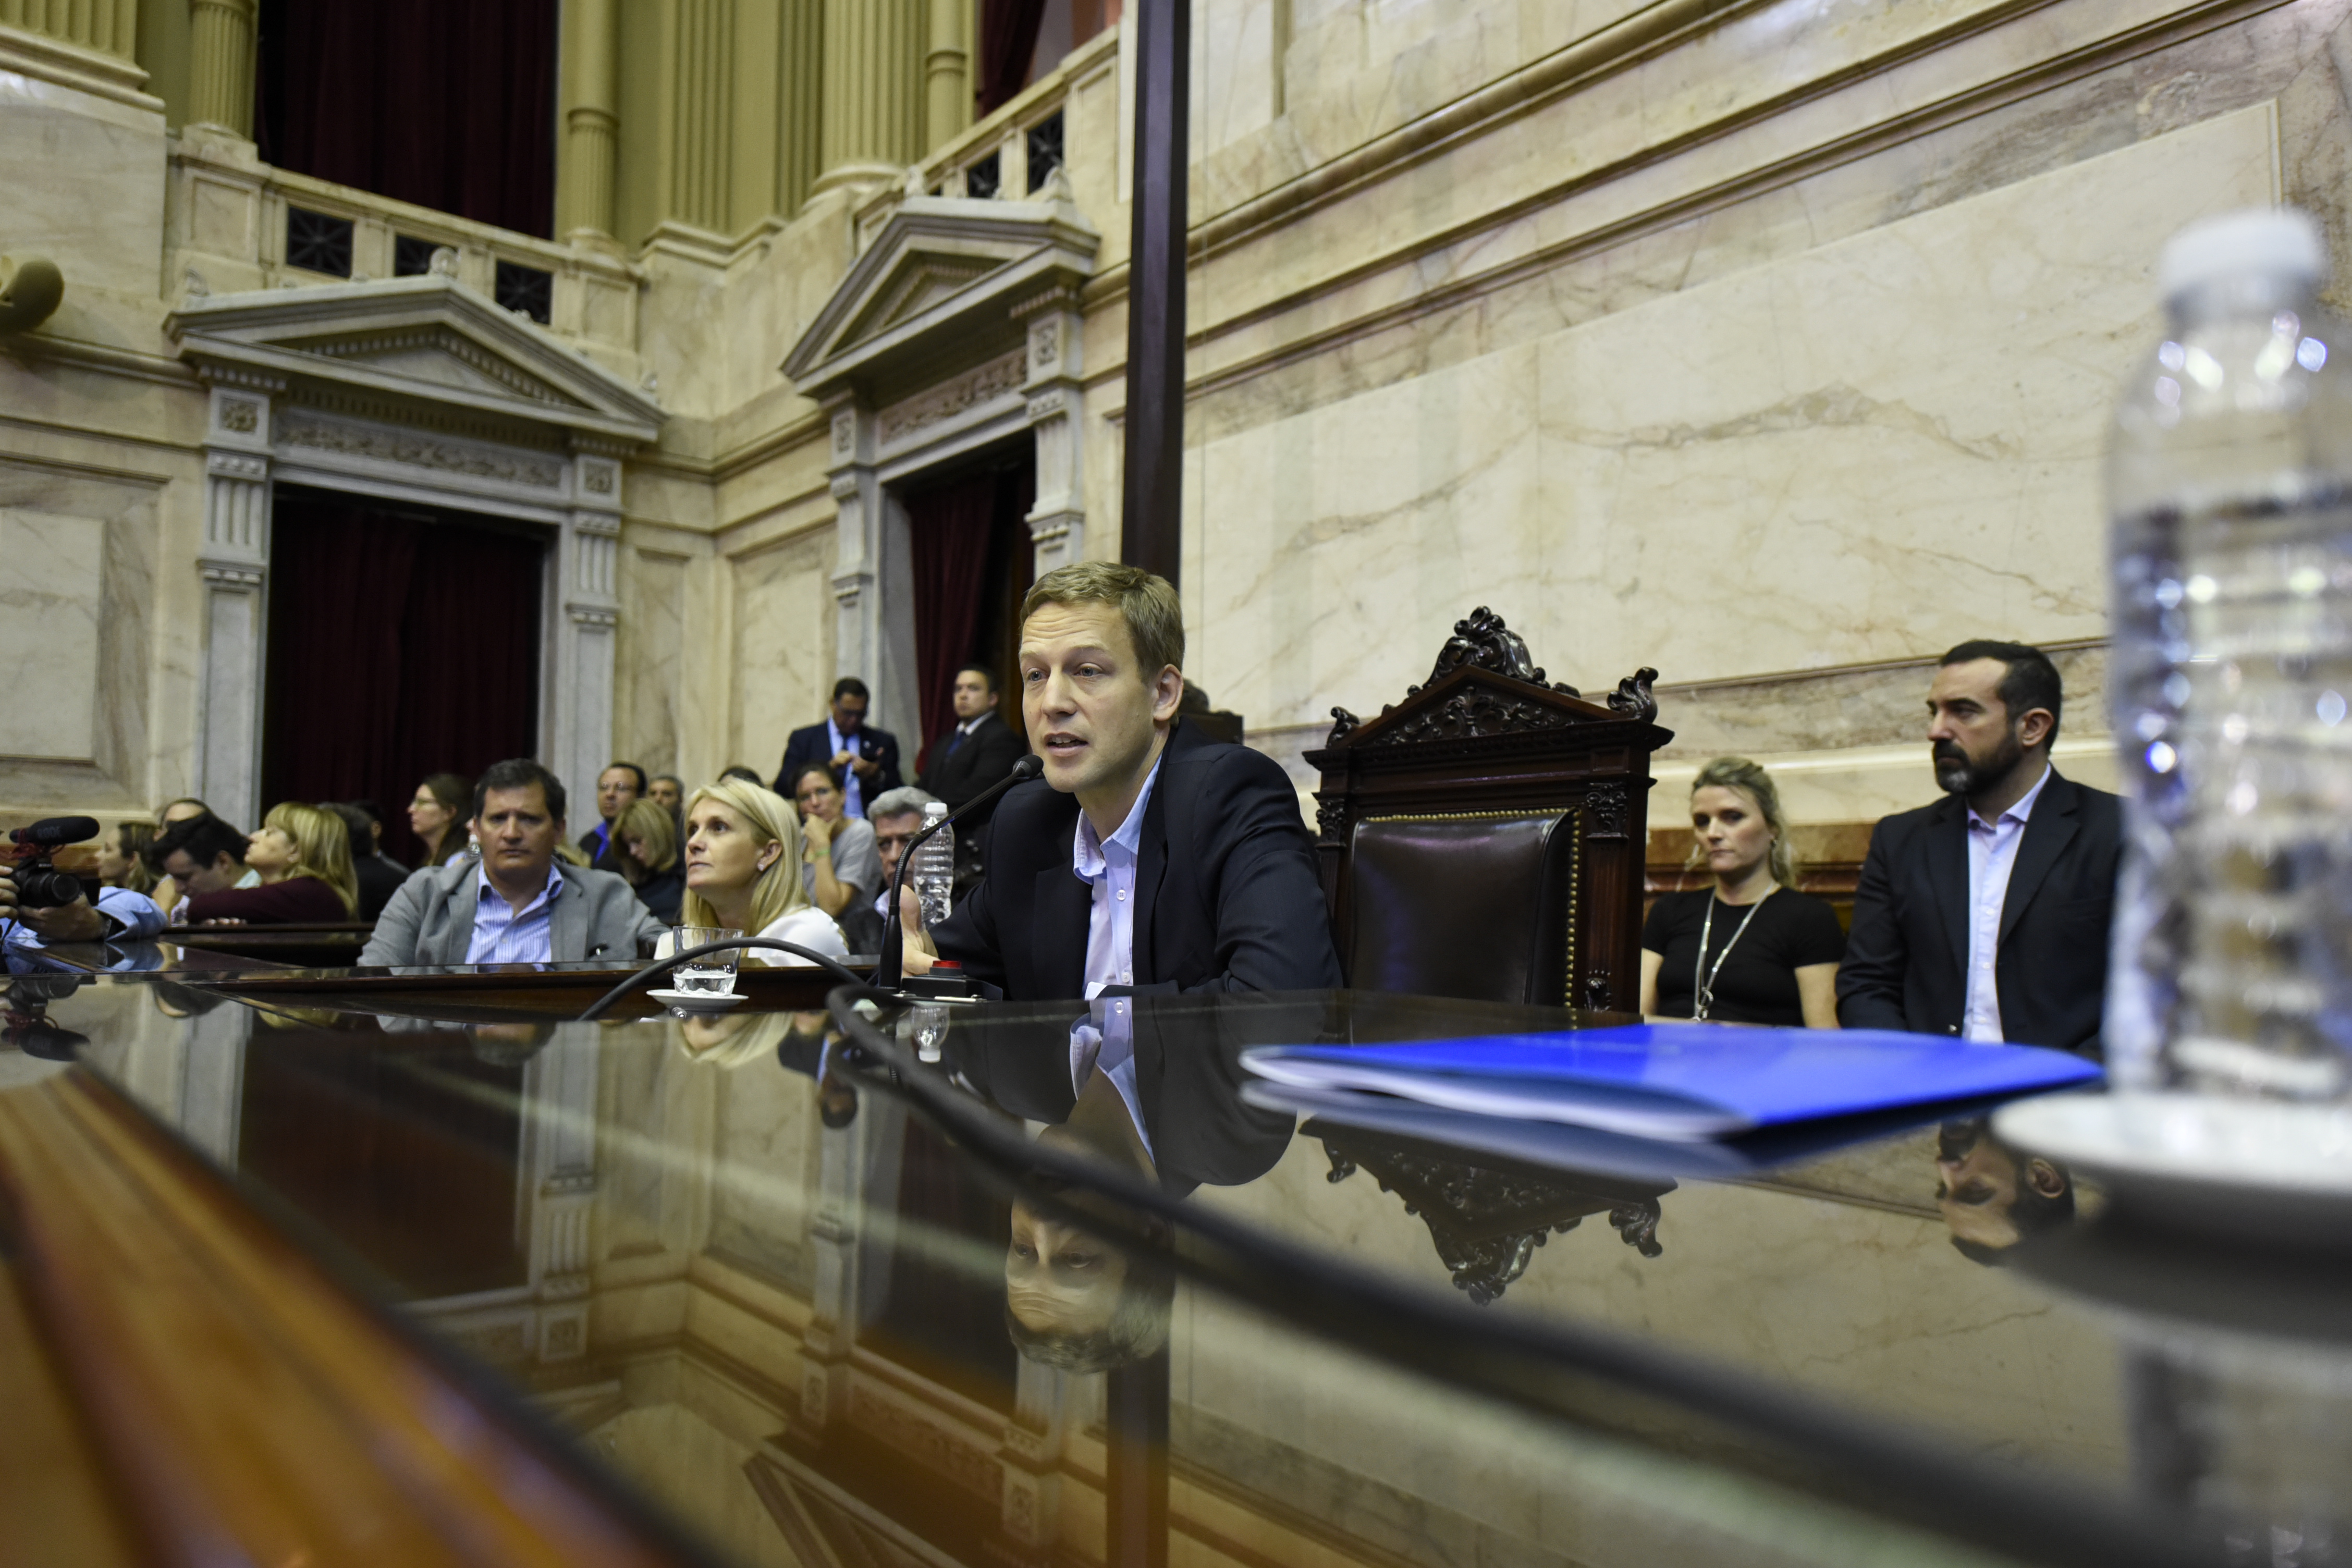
[922,801,948,820]
[2159,207,2326,299]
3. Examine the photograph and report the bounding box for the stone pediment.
[167,275,663,447]
[782,190,1099,399]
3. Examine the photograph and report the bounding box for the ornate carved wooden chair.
[1305,609,1674,1012]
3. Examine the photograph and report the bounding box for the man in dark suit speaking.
[899,562,1340,1000]
[773,677,902,819]
[1837,640,2121,1055]
[918,663,1025,833]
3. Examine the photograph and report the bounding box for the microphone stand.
[881,753,1043,993]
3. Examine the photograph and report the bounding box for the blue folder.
[1240,1024,2102,1143]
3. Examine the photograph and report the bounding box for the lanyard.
[1693,887,1773,1022]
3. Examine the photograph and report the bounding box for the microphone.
[882,753,1043,991]
[9,816,100,848]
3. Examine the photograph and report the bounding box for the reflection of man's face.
[1936,1126,2066,1250]
[1006,1205,1130,1338]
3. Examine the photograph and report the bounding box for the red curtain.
[258,0,557,239]
[977,0,1050,116]
[906,471,1001,773]
[263,492,544,863]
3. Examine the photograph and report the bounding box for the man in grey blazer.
[361,758,665,967]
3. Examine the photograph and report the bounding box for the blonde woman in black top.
[1639,757,1844,1027]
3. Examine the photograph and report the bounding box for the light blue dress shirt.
[466,863,564,965]
[4,886,166,952]
[1072,757,1161,999]
[828,718,867,818]
[1962,763,2052,1043]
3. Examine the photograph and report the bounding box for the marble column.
[824,398,918,741]
[776,0,824,214]
[814,0,918,193]
[196,383,274,830]
[1019,284,1088,575]
[559,0,620,241]
[555,451,625,826]
[924,0,970,155]
[188,0,257,137]
[522,1032,601,1363]
[667,0,734,231]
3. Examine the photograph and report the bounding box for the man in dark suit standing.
[899,562,1340,1000]
[918,663,1025,831]
[1838,640,2122,1055]
[774,677,902,819]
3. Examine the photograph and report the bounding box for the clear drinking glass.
[904,1002,950,1062]
[669,926,744,994]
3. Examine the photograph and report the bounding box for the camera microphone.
[9,817,100,848]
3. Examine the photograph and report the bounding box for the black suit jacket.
[918,711,1026,824]
[930,719,1343,1001]
[774,719,903,807]
[1835,769,2122,1054]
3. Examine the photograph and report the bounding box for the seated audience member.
[865,786,941,928]
[919,664,1025,835]
[902,562,1341,998]
[326,802,406,921]
[150,813,252,919]
[1837,641,2121,1053]
[2,820,167,951]
[1640,758,1844,1027]
[657,778,847,966]
[361,760,665,966]
[156,797,211,826]
[789,763,883,952]
[97,821,159,896]
[610,797,686,924]
[775,677,903,819]
[182,803,359,925]
[1934,1117,2076,1263]
[581,762,645,865]
[409,773,474,867]
[718,765,767,786]
[647,774,685,816]
[146,799,216,911]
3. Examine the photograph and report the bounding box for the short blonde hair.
[1021,561,1184,677]
[678,778,811,934]
[264,802,359,917]
[1690,757,1796,888]
[614,797,678,876]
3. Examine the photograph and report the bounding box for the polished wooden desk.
[0,975,2302,1568]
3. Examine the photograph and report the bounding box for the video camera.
[7,816,101,910]
[2,972,91,1060]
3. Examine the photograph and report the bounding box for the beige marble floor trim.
[0,336,204,394]
[1080,0,2288,418]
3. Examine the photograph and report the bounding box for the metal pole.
[1119,0,1191,585]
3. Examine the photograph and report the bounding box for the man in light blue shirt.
[1,867,165,952]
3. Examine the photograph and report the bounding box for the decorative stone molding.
[218,396,260,433]
[876,347,1025,446]
[197,561,264,587]
[276,411,567,488]
[578,456,618,496]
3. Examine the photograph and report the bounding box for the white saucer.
[1995,1092,2352,1246]
[646,987,747,1013]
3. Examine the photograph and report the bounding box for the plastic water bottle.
[912,801,954,929]
[2107,207,2352,1098]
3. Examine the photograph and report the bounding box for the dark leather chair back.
[1306,608,1673,1014]
[1345,810,1580,1007]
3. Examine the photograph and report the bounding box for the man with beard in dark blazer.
[1837,640,2122,1055]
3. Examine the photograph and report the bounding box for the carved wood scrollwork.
[1583,783,1629,839]
[1607,667,1660,724]
[1407,607,1581,699]
[1319,1135,1667,1305]
[1314,796,1349,843]
[1369,685,1576,746]
[1326,706,1359,744]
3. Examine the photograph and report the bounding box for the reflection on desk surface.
[5,977,2335,1567]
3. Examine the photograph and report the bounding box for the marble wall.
[727,526,837,783]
